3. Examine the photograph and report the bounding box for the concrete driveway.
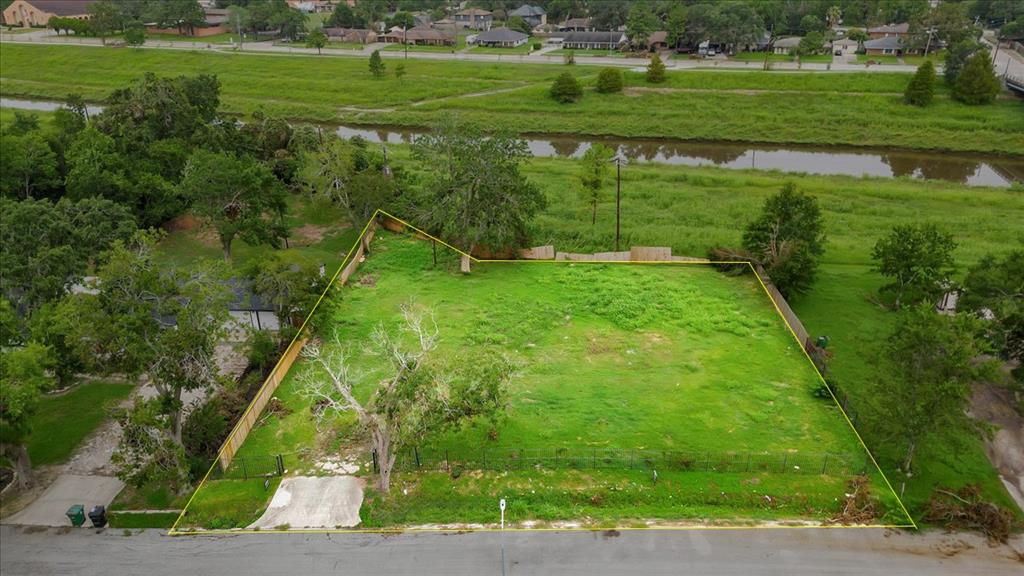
[249,476,364,529]
[3,475,124,527]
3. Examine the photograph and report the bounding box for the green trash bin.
[66,504,86,527]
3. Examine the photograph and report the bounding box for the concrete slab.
[3,475,124,527]
[248,476,364,529]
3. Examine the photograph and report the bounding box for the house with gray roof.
[475,27,528,48]
[864,35,902,56]
[510,5,546,28]
[561,30,626,50]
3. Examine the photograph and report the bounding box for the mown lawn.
[180,230,907,529]
[26,381,135,466]
[3,44,1021,154]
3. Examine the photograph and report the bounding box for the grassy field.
[3,44,1021,154]
[176,230,909,529]
[25,381,135,466]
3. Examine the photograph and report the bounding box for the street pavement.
[2,524,1022,576]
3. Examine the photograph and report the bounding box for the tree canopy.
[871,223,957,309]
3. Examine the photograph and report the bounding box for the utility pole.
[923,27,936,58]
[236,10,243,51]
[763,23,774,71]
[611,151,628,252]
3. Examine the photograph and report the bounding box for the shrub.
[183,398,228,462]
[595,68,623,93]
[563,50,575,65]
[246,330,279,372]
[368,50,385,78]
[124,25,145,47]
[646,53,666,83]
[904,60,936,106]
[532,41,542,51]
[952,51,1001,105]
[550,72,583,103]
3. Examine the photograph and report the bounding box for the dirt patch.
[358,273,378,287]
[932,538,974,557]
[291,224,328,247]
[162,214,200,232]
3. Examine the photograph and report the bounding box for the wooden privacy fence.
[217,220,378,471]
[753,264,813,352]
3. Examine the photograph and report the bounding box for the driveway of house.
[3,475,124,527]
[248,476,365,529]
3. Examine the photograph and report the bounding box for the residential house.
[454,7,492,30]
[772,36,802,55]
[146,7,230,37]
[379,25,455,46]
[863,34,902,55]
[646,30,668,51]
[560,17,592,32]
[2,0,93,27]
[412,12,432,27]
[227,279,280,332]
[475,26,528,48]
[323,27,378,44]
[832,37,859,55]
[867,22,909,39]
[286,0,336,13]
[562,30,626,50]
[509,5,546,29]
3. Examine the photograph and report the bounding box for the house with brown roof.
[323,27,377,44]
[560,17,592,32]
[2,0,93,27]
[867,23,909,39]
[379,25,454,46]
[646,31,668,51]
[454,8,492,30]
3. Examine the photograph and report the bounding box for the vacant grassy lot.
[177,230,908,530]
[2,44,1021,154]
[26,381,135,466]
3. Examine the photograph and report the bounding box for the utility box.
[88,505,108,528]
[66,505,86,527]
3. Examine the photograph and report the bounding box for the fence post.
[482,448,486,470]
[746,453,751,472]
[414,446,421,468]
[372,449,379,473]
[445,449,450,471]
[554,448,558,469]
[593,448,597,469]
[821,454,829,475]
[276,454,284,476]
[630,450,635,470]
[705,452,710,472]
[781,453,788,473]
[242,458,248,480]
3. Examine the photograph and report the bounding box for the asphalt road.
[2,525,1021,576]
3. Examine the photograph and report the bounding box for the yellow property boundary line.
[169,208,916,535]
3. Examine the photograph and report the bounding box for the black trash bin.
[88,505,107,528]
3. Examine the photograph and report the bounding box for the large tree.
[412,117,546,264]
[0,132,60,200]
[179,150,288,260]
[0,197,136,312]
[866,307,993,474]
[300,305,513,493]
[953,50,1001,105]
[0,343,52,488]
[86,0,123,45]
[960,250,1024,386]
[741,183,826,299]
[871,223,956,309]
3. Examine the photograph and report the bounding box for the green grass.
[2,44,1021,154]
[25,381,135,466]
[469,43,535,55]
[902,50,946,67]
[143,32,238,44]
[857,54,902,65]
[178,478,281,529]
[108,511,180,529]
[797,54,834,63]
[185,229,908,528]
[732,51,793,62]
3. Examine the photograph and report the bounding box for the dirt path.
[969,381,1024,512]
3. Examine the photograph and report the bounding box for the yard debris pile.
[924,485,1016,544]
[826,476,877,525]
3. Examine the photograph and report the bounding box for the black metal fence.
[386,447,867,477]
[210,454,285,480]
